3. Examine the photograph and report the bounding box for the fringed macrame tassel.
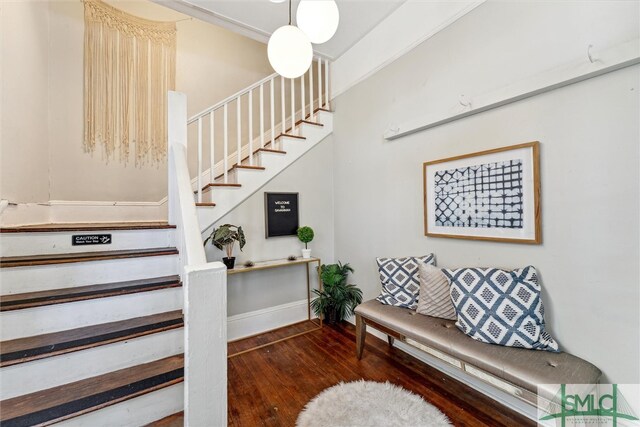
[83,0,176,165]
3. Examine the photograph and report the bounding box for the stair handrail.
[188,72,278,124]
[168,91,228,427]
[187,57,331,206]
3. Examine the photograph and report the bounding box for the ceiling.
[162,0,407,60]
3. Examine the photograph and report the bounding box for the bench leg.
[388,336,395,346]
[356,314,366,359]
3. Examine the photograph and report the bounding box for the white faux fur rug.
[296,380,452,427]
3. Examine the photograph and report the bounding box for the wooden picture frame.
[423,141,541,244]
[264,192,300,238]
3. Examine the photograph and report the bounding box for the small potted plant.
[311,262,363,324]
[204,224,246,270]
[297,226,314,259]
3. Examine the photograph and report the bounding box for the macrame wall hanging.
[83,0,176,165]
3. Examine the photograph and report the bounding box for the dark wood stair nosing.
[197,183,242,193]
[195,202,216,207]
[297,119,324,127]
[233,164,265,171]
[0,223,176,234]
[0,247,179,269]
[0,311,184,367]
[0,355,184,426]
[0,275,182,312]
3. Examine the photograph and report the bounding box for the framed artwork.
[423,141,541,244]
[264,192,300,238]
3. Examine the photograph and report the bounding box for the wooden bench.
[355,299,601,405]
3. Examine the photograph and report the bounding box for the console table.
[227,257,322,357]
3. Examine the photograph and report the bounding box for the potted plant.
[204,224,246,270]
[310,262,363,324]
[297,226,314,259]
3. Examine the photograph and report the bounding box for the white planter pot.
[301,249,312,259]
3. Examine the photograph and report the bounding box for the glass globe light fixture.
[296,0,339,44]
[268,25,313,78]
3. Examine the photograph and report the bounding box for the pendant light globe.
[268,25,313,78]
[296,0,339,44]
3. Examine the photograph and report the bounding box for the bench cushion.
[355,299,601,399]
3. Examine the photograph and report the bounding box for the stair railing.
[187,58,331,203]
[168,91,228,426]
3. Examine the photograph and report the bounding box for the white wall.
[0,0,273,204]
[205,138,334,317]
[331,1,639,385]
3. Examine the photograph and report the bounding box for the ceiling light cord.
[288,0,292,25]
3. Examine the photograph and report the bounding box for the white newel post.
[184,264,227,427]
[168,91,228,427]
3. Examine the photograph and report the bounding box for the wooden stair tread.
[0,311,183,367]
[314,107,332,113]
[297,119,323,127]
[0,247,179,268]
[0,222,175,233]
[0,275,181,312]
[0,355,184,426]
[145,412,184,427]
[195,202,216,207]
[276,133,306,140]
[256,147,286,155]
[233,164,265,170]
[197,183,242,193]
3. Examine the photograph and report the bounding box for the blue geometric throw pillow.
[442,266,559,352]
[376,254,436,309]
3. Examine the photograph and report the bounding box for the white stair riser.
[55,383,183,427]
[1,287,182,340]
[0,229,175,257]
[0,328,183,400]
[255,151,286,167]
[0,255,179,294]
[196,112,333,230]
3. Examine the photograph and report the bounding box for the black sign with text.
[72,234,112,246]
[264,192,299,238]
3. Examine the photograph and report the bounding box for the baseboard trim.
[346,317,538,421]
[227,299,312,342]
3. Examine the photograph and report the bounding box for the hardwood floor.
[228,322,534,427]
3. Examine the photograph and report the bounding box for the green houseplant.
[311,262,363,324]
[297,226,314,259]
[204,224,246,269]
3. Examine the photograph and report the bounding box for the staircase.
[181,58,333,231]
[0,223,185,426]
[0,58,333,426]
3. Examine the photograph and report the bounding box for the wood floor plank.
[0,355,184,426]
[0,275,181,311]
[1,311,183,367]
[227,323,534,427]
[0,247,178,268]
[144,412,184,427]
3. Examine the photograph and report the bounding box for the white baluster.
[290,78,295,134]
[209,111,215,182]
[318,58,323,109]
[301,73,306,121]
[248,90,253,165]
[309,63,314,119]
[259,84,265,149]
[280,76,286,136]
[270,78,275,149]
[223,103,228,184]
[324,59,330,110]
[236,96,242,166]
[197,117,203,203]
